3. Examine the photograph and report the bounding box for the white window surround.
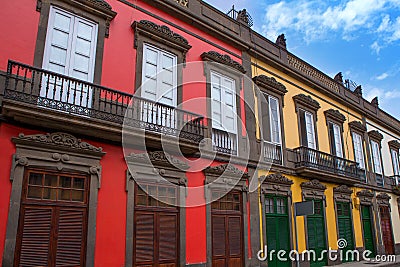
[141,43,177,107]
[352,132,365,170]
[332,123,343,158]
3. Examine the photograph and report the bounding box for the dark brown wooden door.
[15,170,89,267]
[134,184,179,267]
[379,206,394,255]
[211,191,243,267]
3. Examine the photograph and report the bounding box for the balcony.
[1,61,205,148]
[293,146,363,184]
[212,128,237,155]
[263,141,282,165]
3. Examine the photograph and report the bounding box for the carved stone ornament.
[371,96,379,107]
[376,193,391,206]
[12,132,104,154]
[174,0,188,7]
[349,121,367,133]
[262,173,294,185]
[275,34,287,49]
[201,51,246,73]
[354,85,362,97]
[203,164,249,179]
[324,109,346,124]
[126,151,189,171]
[301,179,326,191]
[236,9,250,25]
[368,130,383,142]
[132,20,191,54]
[334,185,353,202]
[356,189,374,205]
[253,75,287,96]
[334,72,343,84]
[389,140,400,150]
[36,0,116,37]
[293,94,321,111]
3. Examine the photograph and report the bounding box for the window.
[299,110,317,149]
[141,43,177,107]
[352,132,365,170]
[211,71,238,155]
[329,122,343,157]
[391,149,400,185]
[371,140,382,175]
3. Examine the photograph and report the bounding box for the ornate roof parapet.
[201,51,246,73]
[371,97,379,107]
[12,132,104,154]
[253,75,287,95]
[126,151,189,171]
[275,34,286,49]
[324,109,346,123]
[354,85,362,97]
[334,72,343,84]
[349,121,367,133]
[293,94,321,111]
[368,130,383,142]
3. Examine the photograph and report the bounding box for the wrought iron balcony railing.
[212,128,237,155]
[293,146,361,179]
[263,141,282,165]
[2,60,205,142]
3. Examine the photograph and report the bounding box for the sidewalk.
[329,255,400,266]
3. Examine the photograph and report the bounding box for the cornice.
[253,75,287,96]
[388,140,400,150]
[368,130,383,142]
[203,163,249,178]
[12,132,104,155]
[201,51,246,73]
[293,94,321,111]
[349,121,367,133]
[324,109,346,124]
[126,151,189,171]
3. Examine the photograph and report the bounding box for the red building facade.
[0,0,259,266]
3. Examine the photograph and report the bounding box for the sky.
[204,0,400,119]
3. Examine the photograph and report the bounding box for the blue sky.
[205,0,400,119]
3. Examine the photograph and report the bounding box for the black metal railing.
[3,60,205,142]
[263,141,282,165]
[212,128,237,155]
[293,146,361,179]
[389,175,400,186]
[376,174,384,187]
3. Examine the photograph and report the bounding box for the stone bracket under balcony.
[0,60,205,155]
[292,146,363,185]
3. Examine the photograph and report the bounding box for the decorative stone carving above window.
[333,185,353,202]
[203,164,248,192]
[126,151,189,171]
[36,0,117,37]
[376,193,391,206]
[293,94,321,112]
[132,20,192,63]
[261,173,293,197]
[324,109,346,124]
[349,121,367,134]
[201,51,246,74]
[389,140,400,150]
[356,189,374,205]
[368,130,383,143]
[301,179,326,200]
[253,75,287,96]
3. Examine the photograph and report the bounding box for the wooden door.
[337,201,355,262]
[134,183,179,267]
[307,200,327,267]
[15,170,89,267]
[265,196,290,267]
[361,205,375,257]
[211,191,243,267]
[379,206,394,255]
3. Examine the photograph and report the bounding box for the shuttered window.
[134,183,179,266]
[328,122,343,157]
[391,149,400,177]
[352,132,365,170]
[306,199,327,267]
[211,191,243,267]
[379,206,394,255]
[261,95,281,144]
[336,201,355,262]
[371,140,382,174]
[15,170,89,267]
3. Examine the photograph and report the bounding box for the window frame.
[324,109,346,158]
[34,0,116,84]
